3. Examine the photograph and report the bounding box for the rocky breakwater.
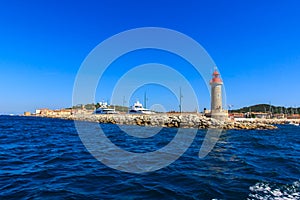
[235,118,300,125]
[62,113,277,130]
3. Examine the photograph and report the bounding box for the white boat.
[289,122,299,126]
[128,101,155,114]
[94,102,118,114]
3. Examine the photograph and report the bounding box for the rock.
[36,113,278,130]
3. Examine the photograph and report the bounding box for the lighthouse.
[210,68,228,120]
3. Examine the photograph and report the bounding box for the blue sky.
[0,0,300,113]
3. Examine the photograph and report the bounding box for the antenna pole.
[144,91,147,109]
[179,87,183,113]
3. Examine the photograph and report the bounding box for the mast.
[179,87,183,113]
[144,91,147,109]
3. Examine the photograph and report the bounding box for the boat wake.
[247,181,300,200]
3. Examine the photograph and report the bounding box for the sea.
[0,115,299,199]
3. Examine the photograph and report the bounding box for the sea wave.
[0,116,299,199]
[248,181,300,200]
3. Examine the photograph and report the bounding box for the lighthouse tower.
[210,68,228,120]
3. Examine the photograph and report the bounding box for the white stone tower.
[210,68,228,120]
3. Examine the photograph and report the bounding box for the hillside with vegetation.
[72,103,128,112]
[232,104,299,114]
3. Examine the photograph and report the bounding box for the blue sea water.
[0,115,299,199]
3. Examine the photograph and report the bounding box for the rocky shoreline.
[30,113,294,130]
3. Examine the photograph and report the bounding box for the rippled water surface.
[0,116,299,199]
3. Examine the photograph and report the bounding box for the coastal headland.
[30,112,290,130]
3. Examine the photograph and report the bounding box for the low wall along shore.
[34,113,292,130]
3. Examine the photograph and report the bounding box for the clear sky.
[0,0,300,114]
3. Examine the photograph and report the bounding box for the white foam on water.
[247,181,300,200]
